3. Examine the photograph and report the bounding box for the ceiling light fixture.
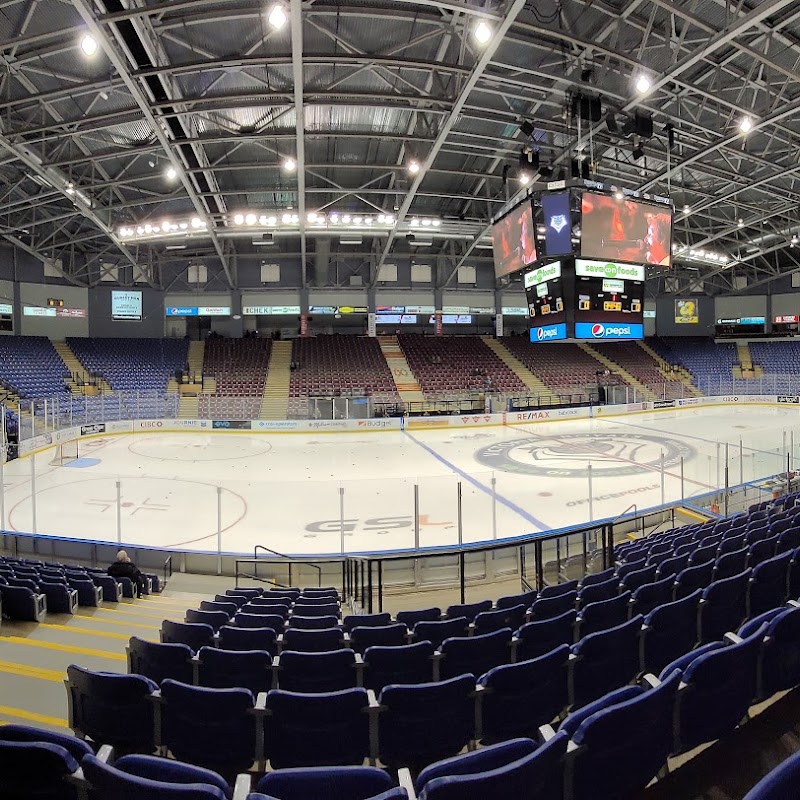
[738,218,745,227]
[164,165,177,181]
[519,172,531,185]
[268,4,287,29]
[474,21,492,45]
[80,35,98,57]
[739,117,753,133]
[408,160,420,174]
[283,158,296,172]
[635,74,651,94]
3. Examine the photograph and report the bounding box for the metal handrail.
[163,555,173,588]
[252,548,322,588]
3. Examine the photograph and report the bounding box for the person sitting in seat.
[108,550,147,595]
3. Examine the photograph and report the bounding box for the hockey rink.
[1,405,799,556]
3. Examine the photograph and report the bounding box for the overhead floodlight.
[80,35,98,57]
[683,204,691,213]
[245,213,257,225]
[164,165,178,181]
[519,172,531,185]
[408,160,420,174]
[614,190,624,200]
[792,235,798,245]
[234,214,245,225]
[268,4,288,29]
[283,158,296,171]
[739,117,753,133]
[737,218,745,227]
[474,21,492,45]
[635,74,651,94]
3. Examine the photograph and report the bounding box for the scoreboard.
[524,257,645,342]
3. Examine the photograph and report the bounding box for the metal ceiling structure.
[2,0,800,292]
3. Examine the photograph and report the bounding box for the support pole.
[216,486,223,575]
[30,453,37,533]
[680,457,684,501]
[660,450,665,506]
[716,442,721,489]
[414,484,420,549]
[339,485,346,555]
[116,480,122,544]
[457,482,463,547]
[587,463,594,521]
[491,472,498,539]
[740,438,744,488]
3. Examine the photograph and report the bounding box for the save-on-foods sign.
[575,259,645,282]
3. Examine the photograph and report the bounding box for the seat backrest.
[287,615,340,630]
[185,609,229,632]
[474,605,526,636]
[282,627,345,652]
[255,765,393,800]
[445,600,493,622]
[396,607,441,627]
[277,648,357,693]
[413,617,469,649]
[235,612,285,630]
[66,665,157,752]
[161,620,215,651]
[160,679,256,774]
[80,754,227,800]
[529,592,577,621]
[217,625,276,653]
[265,687,370,769]
[641,588,702,674]
[350,623,407,654]
[577,592,631,637]
[416,734,567,800]
[128,637,193,685]
[439,629,512,680]
[342,612,392,633]
[516,609,577,660]
[698,568,751,644]
[196,647,272,693]
[742,750,800,800]
[630,575,674,617]
[363,641,434,692]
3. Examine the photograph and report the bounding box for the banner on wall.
[495,313,504,337]
[674,299,699,324]
[300,313,308,336]
[367,313,376,337]
[434,311,443,336]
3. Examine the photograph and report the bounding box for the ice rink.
[2,405,799,555]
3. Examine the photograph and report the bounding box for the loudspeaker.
[519,120,535,137]
[634,112,653,138]
[571,94,602,122]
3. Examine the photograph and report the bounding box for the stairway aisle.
[578,341,657,401]
[260,340,292,419]
[482,336,551,396]
[53,341,112,395]
[378,336,425,404]
[637,340,703,397]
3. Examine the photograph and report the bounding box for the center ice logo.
[475,432,695,477]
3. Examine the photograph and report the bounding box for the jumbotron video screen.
[581,192,672,267]
[491,200,537,279]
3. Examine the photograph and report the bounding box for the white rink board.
[3,399,800,556]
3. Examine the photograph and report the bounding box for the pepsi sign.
[575,322,643,340]
[530,322,567,342]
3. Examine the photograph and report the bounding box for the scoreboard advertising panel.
[573,259,644,340]
[524,261,566,342]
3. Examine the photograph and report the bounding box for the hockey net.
[49,439,79,466]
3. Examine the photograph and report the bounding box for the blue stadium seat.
[92,575,122,602]
[697,569,751,644]
[161,620,215,651]
[253,766,399,800]
[350,624,408,654]
[473,606,527,637]
[629,575,674,617]
[673,561,714,599]
[747,551,791,618]
[127,636,194,685]
[80,753,229,800]
[495,590,538,609]
[619,564,657,593]
[342,613,392,633]
[395,607,441,627]
[286,615,340,630]
[412,618,469,650]
[515,609,577,661]
[438,628,512,681]
[539,579,579,598]
[66,665,157,753]
[476,644,569,742]
[575,591,631,638]
[570,615,643,709]
[640,589,701,674]
[363,642,434,692]
[712,547,749,581]
[276,649,358,693]
[528,592,577,621]
[281,627,345,652]
[378,674,475,771]
[218,625,277,653]
[249,596,291,609]
[741,749,800,800]
[200,600,239,616]
[216,593,248,608]
[67,577,102,607]
[0,724,94,800]
[265,688,371,769]
[159,679,258,776]
[665,622,766,754]
[292,602,340,618]
[38,581,78,614]
[236,612,285,630]
[445,600,492,622]
[242,603,289,618]
[740,607,800,700]
[0,584,46,621]
[411,734,567,800]
[186,609,230,632]
[196,647,273,693]
[562,670,680,800]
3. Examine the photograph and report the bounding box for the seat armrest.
[724,632,743,645]
[366,689,382,766]
[398,768,417,800]
[538,723,557,743]
[96,744,114,764]
[787,599,800,608]
[232,773,251,800]
[254,692,268,712]
[640,673,660,690]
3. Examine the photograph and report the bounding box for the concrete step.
[482,336,551,395]
[578,342,657,401]
[378,335,424,402]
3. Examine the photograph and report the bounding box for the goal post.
[49,439,79,466]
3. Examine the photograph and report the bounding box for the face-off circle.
[475,433,696,477]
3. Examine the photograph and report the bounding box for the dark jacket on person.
[108,561,147,593]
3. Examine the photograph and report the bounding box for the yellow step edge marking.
[677,507,712,522]
[0,706,69,728]
[73,615,160,631]
[0,635,127,660]
[38,623,133,641]
[0,659,64,683]
[92,605,180,620]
